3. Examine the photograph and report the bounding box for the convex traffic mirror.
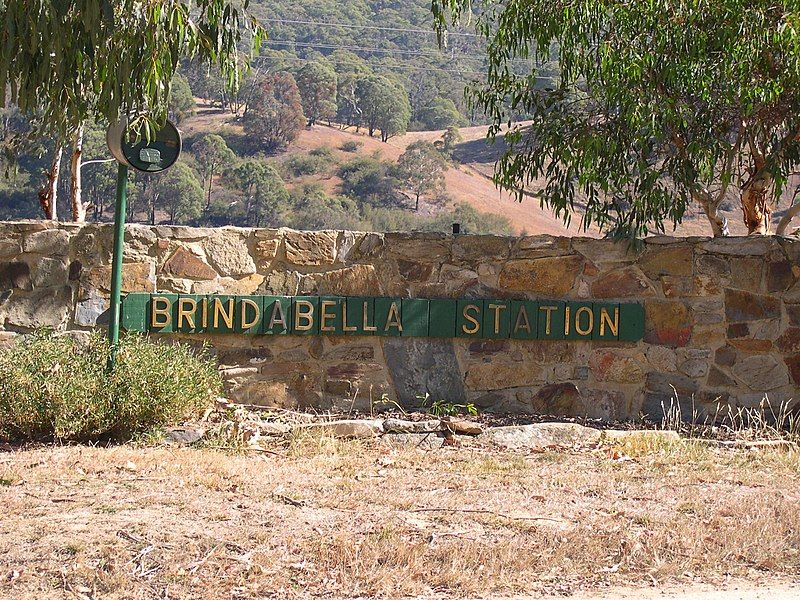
[107,118,181,173]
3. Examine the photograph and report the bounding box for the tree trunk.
[38,142,63,220]
[695,194,729,237]
[741,170,773,235]
[70,125,86,222]
[206,169,214,209]
[415,192,420,211]
[776,190,800,236]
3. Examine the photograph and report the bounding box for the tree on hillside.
[296,61,338,127]
[441,126,463,156]
[227,159,289,226]
[338,157,401,207]
[242,72,306,151]
[139,162,204,225]
[433,0,800,237]
[193,134,236,209]
[398,140,447,211]
[0,0,262,222]
[330,51,372,128]
[355,75,411,142]
[416,97,466,131]
[168,73,196,124]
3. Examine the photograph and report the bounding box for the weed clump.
[0,331,221,442]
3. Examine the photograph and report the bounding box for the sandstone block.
[23,229,70,255]
[203,230,256,276]
[511,235,571,258]
[161,246,218,280]
[639,244,693,278]
[591,266,656,298]
[481,423,601,449]
[590,349,644,383]
[573,238,639,263]
[699,236,774,256]
[644,300,692,347]
[382,418,442,434]
[466,361,545,391]
[284,230,337,265]
[5,287,72,329]
[385,233,451,262]
[85,262,154,293]
[396,259,434,282]
[32,258,68,288]
[724,289,780,322]
[452,235,511,262]
[75,294,109,327]
[783,354,800,385]
[442,418,483,436]
[734,355,789,391]
[776,328,800,353]
[498,255,583,295]
[315,264,380,296]
[524,383,583,416]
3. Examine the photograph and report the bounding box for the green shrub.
[339,140,362,152]
[284,153,331,177]
[0,331,221,442]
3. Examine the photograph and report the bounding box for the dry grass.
[0,433,799,599]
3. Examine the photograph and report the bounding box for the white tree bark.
[70,124,85,222]
[38,142,63,220]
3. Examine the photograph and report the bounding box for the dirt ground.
[1,434,798,599]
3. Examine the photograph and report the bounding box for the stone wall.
[0,220,798,421]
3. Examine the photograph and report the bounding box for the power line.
[265,39,464,59]
[263,17,481,38]
[263,39,547,71]
[255,52,488,77]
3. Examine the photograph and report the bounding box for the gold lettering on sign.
[342,300,358,332]
[176,297,197,329]
[268,301,286,330]
[363,301,377,332]
[240,299,260,330]
[513,304,531,334]
[200,297,209,329]
[385,302,403,333]
[539,305,557,335]
[575,306,593,336]
[294,300,315,331]
[212,297,235,330]
[320,300,337,332]
[150,296,172,328]
[462,304,481,335]
[600,306,619,337]
[564,305,571,335]
[487,303,505,335]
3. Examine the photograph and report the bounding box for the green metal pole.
[107,163,129,369]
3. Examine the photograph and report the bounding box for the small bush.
[339,140,362,153]
[284,153,331,177]
[309,145,334,159]
[0,331,221,442]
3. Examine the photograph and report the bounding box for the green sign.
[121,294,644,341]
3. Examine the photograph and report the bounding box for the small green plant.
[416,392,478,417]
[372,392,407,416]
[0,330,221,443]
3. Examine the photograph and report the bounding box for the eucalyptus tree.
[0,0,263,219]
[433,0,800,237]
